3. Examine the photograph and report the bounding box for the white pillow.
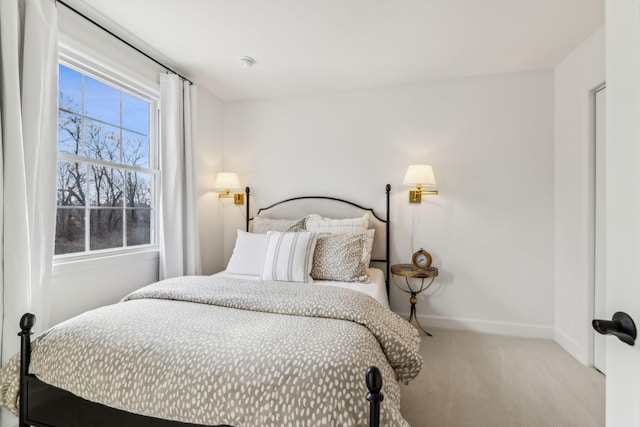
[226,230,267,276]
[261,231,318,283]
[305,213,369,234]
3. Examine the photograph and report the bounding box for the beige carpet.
[399,329,605,427]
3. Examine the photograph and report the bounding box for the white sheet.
[213,267,390,309]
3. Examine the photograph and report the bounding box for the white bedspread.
[0,275,421,426]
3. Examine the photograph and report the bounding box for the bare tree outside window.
[55,64,156,256]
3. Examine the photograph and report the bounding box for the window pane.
[126,172,152,207]
[84,119,121,162]
[58,65,82,114]
[57,160,86,206]
[58,111,82,155]
[84,76,120,126]
[127,209,151,246]
[123,131,149,167]
[90,208,123,250]
[89,166,124,207]
[122,92,149,134]
[56,61,157,258]
[55,208,85,254]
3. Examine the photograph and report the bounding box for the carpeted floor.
[399,329,605,427]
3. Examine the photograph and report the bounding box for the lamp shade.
[403,165,437,188]
[214,172,241,191]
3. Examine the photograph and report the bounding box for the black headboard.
[244,185,391,298]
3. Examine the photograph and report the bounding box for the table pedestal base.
[408,292,432,336]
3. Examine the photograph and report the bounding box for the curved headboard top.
[256,196,386,223]
[255,197,387,262]
[246,184,391,268]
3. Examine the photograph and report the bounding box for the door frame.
[593,84,606,373]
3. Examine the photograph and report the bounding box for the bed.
[0,185,422,427]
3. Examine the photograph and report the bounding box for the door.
[604,1,640,424]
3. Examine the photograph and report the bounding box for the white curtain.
[159,74,201,279]
[0,0,58,362]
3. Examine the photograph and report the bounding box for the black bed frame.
[16,186,392,427]
[18,314,383,427]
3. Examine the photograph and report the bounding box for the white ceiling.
[64,0,604,102]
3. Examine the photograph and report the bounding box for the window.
[55,63,158,257]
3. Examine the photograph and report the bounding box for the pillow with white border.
[304,213,369,234]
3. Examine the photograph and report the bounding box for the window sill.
[53,247,159,277]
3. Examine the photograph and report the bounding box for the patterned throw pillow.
[252,217,306,234]
[304,213,369,234]
[311,233,369,283]
[261,231,318,283]
[364,228,375,266]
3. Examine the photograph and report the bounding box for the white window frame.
[55,52,161,263]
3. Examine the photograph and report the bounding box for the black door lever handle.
[592,311,636,346]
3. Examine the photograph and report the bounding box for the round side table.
[391,264,439,336]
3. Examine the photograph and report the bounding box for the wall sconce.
[403,164,438,203]
[214,172,245,205]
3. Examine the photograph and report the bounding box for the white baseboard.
[397,311,554,339]
[554,327,590,365]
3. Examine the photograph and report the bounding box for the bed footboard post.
[18,313,35,427]
[366,366,384,427]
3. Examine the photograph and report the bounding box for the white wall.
[554,26,605,365]
[223,70,556,337]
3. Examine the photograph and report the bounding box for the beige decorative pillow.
[305,213,369,234]
[311,233,368,283]
[252,217,306,234]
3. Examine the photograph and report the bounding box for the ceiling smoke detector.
[237,56,255,68]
